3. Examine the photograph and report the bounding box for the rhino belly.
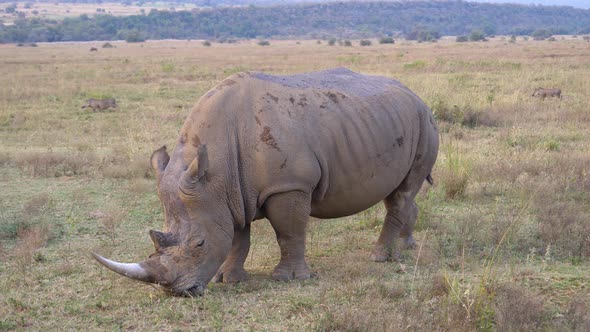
[309,164,408,219]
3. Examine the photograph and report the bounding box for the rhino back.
[180,70,436,219]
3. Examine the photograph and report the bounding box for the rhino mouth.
[170,282,205,297]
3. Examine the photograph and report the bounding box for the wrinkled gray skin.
[81,98,118,111]
[532,88,562,100]
[93,68,439,296]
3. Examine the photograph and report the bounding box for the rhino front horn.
[92,252,155,283]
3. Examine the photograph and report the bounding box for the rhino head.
[93,144,233,296]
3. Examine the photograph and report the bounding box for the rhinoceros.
[81,98,118,111]
[92,68,439,296]
[532,88,562,100]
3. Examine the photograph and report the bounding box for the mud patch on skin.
[289,96,295,105]
[255,116,261,126]
[396,136,404,147]
[326,92,341,103]
[260,126,281,151]
[280,158,287,169]
[220,79,237,87]
[297,95,308,107]
[192,134,201,148]
[266,93,279,103]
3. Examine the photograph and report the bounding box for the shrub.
[102,42,114,48]
[328,38,336,46]
[379,37,395,44]
[343,40,352,47]
[359,39,371,46]
[202,40,211,46]
[469,30,486,42]
[532,29,552,40]
[258,40,270,46]
[456,36,468,42]
[406,27,440,42]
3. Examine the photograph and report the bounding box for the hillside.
[1,1,590,43]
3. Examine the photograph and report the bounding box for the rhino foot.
[272,262,311,281]
[370,245,390,262]
[404,235,417,250]
[212,267,249,283]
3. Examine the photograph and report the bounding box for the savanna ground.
[1,37,589,331]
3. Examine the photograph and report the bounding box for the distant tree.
[532,29,552,40]
[456,36,468,42]
[328,38,336,46]
[117,29,146,43]
[379,37,395,44]
[510,35,516,43]
[5,4,17,14]
[406,26,440,42]
[359,39,371,46]
[469,30,486,42]
[343,40,352,47]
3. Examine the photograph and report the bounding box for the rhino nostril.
[183,285,204,297]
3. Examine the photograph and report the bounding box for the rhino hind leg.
[212,223,251,283]
[370,174,423,262]
[265,191,312,281]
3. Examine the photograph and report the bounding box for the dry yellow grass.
[0,2,196,23]
[0,37,589,330]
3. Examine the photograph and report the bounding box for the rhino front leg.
[212,223,250,283]
[265,191,311,281]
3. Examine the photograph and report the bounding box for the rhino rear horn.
[149,230,177,251]
[92,252,156,284]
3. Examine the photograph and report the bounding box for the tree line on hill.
[1,1,590,43]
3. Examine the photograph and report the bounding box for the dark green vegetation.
[2,1,590,42]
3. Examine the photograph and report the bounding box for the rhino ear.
[151,146,170,179]
[149,230,177,252]
[183,145,209,185]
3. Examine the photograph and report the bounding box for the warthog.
[81,98,118,111]
[532,88,562,100]
[90,47,98,52]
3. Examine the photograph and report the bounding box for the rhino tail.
[426,174,434,186]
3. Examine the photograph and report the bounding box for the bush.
[359,39,371,46]
[456,36,468,42]
[469,30,486,42]
[406,26,440,42]
[328,38,336,46]
[202,40,211,46]
[379,37,395,44]
[117,29,146,43]
[532,29,552,40]
[257,40,270,46]
[102,42,114,48]
[343,40,352,47]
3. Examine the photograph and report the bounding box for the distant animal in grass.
[81,98,118,111]
[90,47,98,52]
[532,88,562,100]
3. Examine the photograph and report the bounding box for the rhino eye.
[197,239,205,247]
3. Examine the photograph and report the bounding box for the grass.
[0,37,589,330]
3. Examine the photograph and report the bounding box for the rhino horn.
[92,252,156,283]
